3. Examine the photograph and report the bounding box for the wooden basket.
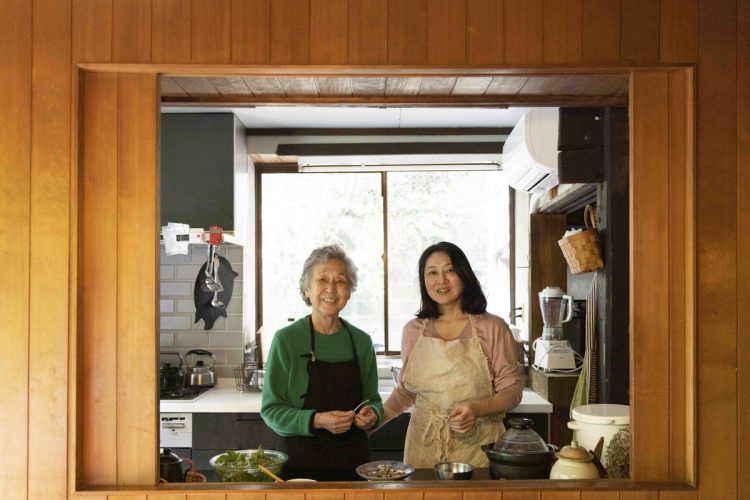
[185,470,207,483]
[558,205,604,274]
[184,458,207,483]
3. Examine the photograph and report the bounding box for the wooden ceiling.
[161,74,629,106]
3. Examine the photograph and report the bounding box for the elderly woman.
[261,245,383,481]
[383,241,523,468]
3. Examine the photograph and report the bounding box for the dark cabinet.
[160,113,239,231]
[192,413,279,469]
[557,107,605,184]
[368,413,410,461]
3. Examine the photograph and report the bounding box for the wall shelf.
[535,183,597,214]
[159,228,240,246]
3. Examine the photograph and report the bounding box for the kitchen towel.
[162,222,191,255]
[570,275,598,415]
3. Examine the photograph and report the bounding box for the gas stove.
[159,386,215,402]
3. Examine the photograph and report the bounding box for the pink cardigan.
[384,312,524,415]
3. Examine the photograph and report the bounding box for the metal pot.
[159,448,187,483]
[481,417,557,480]
[184,349,216,388]
[159,352,184,391]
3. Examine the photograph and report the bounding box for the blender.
[533,286,578,371]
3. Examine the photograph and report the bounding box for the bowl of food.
[434,462,474,480]
[356,460,415,481]
[209,448,288,482]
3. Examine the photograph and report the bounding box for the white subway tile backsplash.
[226,297,242,314]
[160,265,174,280]
[161,248,192,263]
[175,331,210,346]
[161,244,243,373]
[225,246,243,262]
[176,264,202,280]
[207,348,228,364]
[214,365,235,379]
[225,314,243,330]
[176,298,196,313]
[226,349,243,366]
[209,331,243,347]
[160,315,192,331]
[161,281,192,297]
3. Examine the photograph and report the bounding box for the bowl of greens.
[209,448,288,482]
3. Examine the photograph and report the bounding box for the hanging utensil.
[201,244,222,292]
[211,257,225,308]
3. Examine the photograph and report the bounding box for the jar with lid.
[549,440,600,479]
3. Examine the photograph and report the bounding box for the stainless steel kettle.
[184,349,216,388]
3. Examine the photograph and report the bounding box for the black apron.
[279,316,370,481]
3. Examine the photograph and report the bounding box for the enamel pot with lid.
[567,403,630,468]
[481,417,558,480]
[184,349,216,388]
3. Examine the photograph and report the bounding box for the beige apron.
[402,315,505,467]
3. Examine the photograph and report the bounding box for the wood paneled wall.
[79,71,160,486]
[1,0,746,499]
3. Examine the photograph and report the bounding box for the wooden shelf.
[536,183,597,214]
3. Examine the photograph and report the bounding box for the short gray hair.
[299,245,359,306]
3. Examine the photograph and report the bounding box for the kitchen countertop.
[160,379,553,414]
[195,467,496,483]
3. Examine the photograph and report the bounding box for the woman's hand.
[354,405,377,430]
[313,410,355,434]
[447,403,479,433]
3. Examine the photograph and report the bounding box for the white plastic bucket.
[568,404,630,468]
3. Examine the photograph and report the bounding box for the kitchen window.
[258,167,511,354]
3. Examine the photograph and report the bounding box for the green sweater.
[260,317,384,437]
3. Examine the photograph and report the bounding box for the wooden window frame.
[74,65,695,494]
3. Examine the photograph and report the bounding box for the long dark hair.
[416,241,487,318]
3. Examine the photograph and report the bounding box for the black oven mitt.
[193,255,239,330]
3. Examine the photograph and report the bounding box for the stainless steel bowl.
[434,462,474,480]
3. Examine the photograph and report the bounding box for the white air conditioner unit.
[502,108,559,193]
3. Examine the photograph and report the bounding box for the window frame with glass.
[255,164,514,355]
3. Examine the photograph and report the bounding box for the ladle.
[201,245,223,293]
[210,257,225,308]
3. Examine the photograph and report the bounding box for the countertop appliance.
[533,286,578,371]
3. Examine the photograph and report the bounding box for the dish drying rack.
[234,363,264,392]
